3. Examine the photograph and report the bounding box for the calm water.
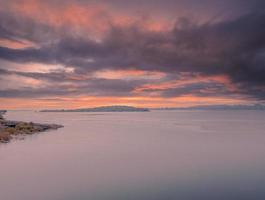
[1,110,265,200]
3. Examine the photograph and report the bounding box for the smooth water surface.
[0,110,265,200]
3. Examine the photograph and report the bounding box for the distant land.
[40,105,150,112]
[153,104,265,111]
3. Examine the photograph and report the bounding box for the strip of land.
[152,104,265,110]
[40,105,149,112]
[0,110,63,143]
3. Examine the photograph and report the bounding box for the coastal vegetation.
[0,111,63,143]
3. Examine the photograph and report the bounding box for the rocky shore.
[0,111,63,143]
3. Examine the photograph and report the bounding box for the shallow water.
[0,110,265,200]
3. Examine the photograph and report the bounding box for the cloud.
[0,0,264,103]
[0,68,149,98]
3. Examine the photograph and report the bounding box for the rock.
[0,110,6,120]
[0,123,5,130]
[2,121,17,128]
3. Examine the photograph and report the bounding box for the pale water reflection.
[0,110,265,200]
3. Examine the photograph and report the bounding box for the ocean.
[0,110,265,200]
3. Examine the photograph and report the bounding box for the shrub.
[5,127,16,135]
[0,132,11,142]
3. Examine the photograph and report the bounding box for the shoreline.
[0,111,63,143]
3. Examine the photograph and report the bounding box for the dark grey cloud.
[0,10,59,45]
[1,11,265,77]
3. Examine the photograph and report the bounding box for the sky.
[0,0,265,109]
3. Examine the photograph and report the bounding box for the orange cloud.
[7,0,109,38]
[5,0,172,41]
[1,74,43,90]
[93,69,166,80]
[134,74,238,93]
[0,39,37,49]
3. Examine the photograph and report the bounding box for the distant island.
[153,104,265,111]
[0,110,63,143]
[40,105,150,112]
